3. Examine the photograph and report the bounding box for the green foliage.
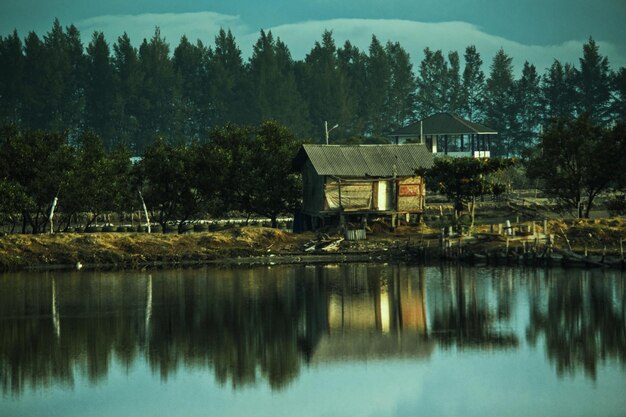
[461,45,485,122]
[424,156,514,229]
[0,126,73,232]
[137,138,204,231]
[248,121,302,227]
[62,132,132,228]
[575,38,613,126]
[525,116,625,218]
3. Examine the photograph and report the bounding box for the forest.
[0,19,625,155]
[1,19,626,233]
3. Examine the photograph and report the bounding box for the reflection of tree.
[527,271,626,379]
[429,267,518,348]
[0,268,316,395]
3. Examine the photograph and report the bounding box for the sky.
[1,0,625,74]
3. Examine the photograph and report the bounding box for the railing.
[433,150,490,158]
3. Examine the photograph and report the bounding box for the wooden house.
[293,144,434,230]
[389,112,498,158]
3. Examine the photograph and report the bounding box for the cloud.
[77,11,249,46]
[259,19,626,73]
[76,13,626,74]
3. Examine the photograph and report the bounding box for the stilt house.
[293,144,434,230]
[389,112,498,158]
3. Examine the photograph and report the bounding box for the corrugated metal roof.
[294,144,434,177]
[389,112,498,136]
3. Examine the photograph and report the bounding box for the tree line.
[1,19,624,155]
[0,121,300,233]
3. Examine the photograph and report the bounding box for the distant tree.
[446,51,464,115]
[424,156,513,231]
[207,29,249,127]
[173,35,210,140]
[484,48,517,156]
[385,41,418,131]
[611,67,626,123]
[416,48,449,119]
[575,37,613,125]
[0,30,24,125]
[541,59,577,122]
[248,30,310,137]
[525,116,625,218]
[21,31,49,130]
[299,30,351,142]
[249,121,302,227]
[85,32,116,149]
[364,35,391,137]
[112,32,143,150]
[136,28,179,150]
[513,62,543,153]
[461,45,485,122]
[337,40,368,136]
[25,19,86,134]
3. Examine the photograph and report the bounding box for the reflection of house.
[389,112,498,158]
[293,144,434,230]
[311,271,433,363]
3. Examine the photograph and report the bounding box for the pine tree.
[112,33,143,151]
[364,35,391,137]
[612,67,626,122]
[541,59,577,122]
[207,29,249,127]
[447,51,464,115]
[513,61,543,152]
[248,30,310,136]
[173,35,210,140]
[136,27,179,150]
[484,48,517,156]
[0,30,24,125]
[416,48,449,118]
[337,40,367,136]
[385,41,417,132]
[461,45,485,122]
[576,37,613,125]
[300,30,350,142]
[85,32,116,149]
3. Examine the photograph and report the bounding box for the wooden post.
[498,224,503,235]
[543,219,548,235]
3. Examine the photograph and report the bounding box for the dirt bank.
[1,219,625,271]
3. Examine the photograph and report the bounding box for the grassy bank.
[1,218,625,271]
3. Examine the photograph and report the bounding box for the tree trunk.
[271,216,278,229]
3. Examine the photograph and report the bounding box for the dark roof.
[293,144,434,177]
[389,112,498,137]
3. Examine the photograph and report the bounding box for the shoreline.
[1,222,625,272]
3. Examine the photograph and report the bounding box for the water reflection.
[526,269,626,379]
[0,265,624,396]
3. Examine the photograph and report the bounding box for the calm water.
[0,264,625,417]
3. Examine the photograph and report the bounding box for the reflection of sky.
[3,349,625,417]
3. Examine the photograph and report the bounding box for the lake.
[1,264,625,417]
